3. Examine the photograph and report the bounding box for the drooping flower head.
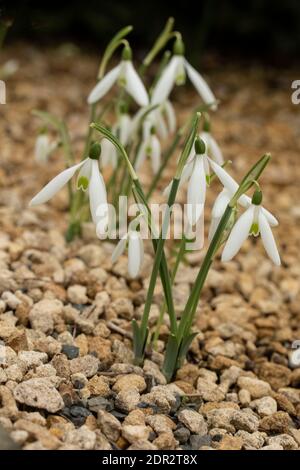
[29,142,108,231]
[135,120,161,174]
[111,216,144,278]
[35,134,57,164]
[151,35,217,110]
[101,104,132,169]
[222,189,280,266]
[88,44,149,107]
[208,159,278,241]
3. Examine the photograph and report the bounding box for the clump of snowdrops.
[30,19,280,381]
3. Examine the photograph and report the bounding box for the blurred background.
[1,0,300,65]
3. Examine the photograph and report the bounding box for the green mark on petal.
[250,222,260,236]
[77,176,89,191]
[118,76,127,87]
[175,73,186,86]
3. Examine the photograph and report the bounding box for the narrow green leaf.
[162,334,179,381]
[177,332,198,367]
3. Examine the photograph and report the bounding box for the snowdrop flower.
[151,36,216,110]
[35,134,57,164]
[101,110,132,169]
[209,159,278,223]
[222,190,280,266]
[163,136,210,200]
[186,137,210,226]
[131,99,176,142]
[135,119,161,174]
[88,45,149,107]
[29,142,108,229]
[111,217,144,278]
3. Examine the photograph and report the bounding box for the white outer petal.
[261,207,279,227]
[35,135,51,163]
[208,217,220,242]
[128,231,144,278]
[208,158,238,195]
[29,159,87,206]
[187,156,206,225]
[155,111,168,140]
[164,100,176,133]
[201,131,223,165]
[119,114,132,145]
[87,64,121,104]
[150,135,161,173]
[100,138,114,168]
[89,160,108,227]
[124,61,149,106]
[212,189,231,218]
[222,205,255,262]
[111,235,128,263]
[258,211,281,266]
[184,59,217,110]
[135,141,147,171]
[151,56,181,105]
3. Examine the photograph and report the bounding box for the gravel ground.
[0,44,300,450]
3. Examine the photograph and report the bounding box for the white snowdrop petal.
[89,160,108,227]
[87,64,121,104]
[151,56,181,105]
[29,159,87,206]
[124,61,149,106]
[208,217,220,242]
[135,141,147,171]
[128,231,143,278]
[155,111,168,140]
[184,59,217,110]
[238,194,251,208]
[163,180,173,198]
[222,205,255,262]
[201,132,223,165]
[150,135,161,173]
[35,135,51,163]
[164,100,176,133]
[111,236,128,263]
[100,138,114,168]
[261,207,279,227]
[208,158,238,194]
[258,212,281,266]
[212,189,231,218]
[119,114,132,145]
[187,156,206,225]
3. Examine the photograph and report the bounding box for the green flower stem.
[178,205,233,342]
[152,234,187,348]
